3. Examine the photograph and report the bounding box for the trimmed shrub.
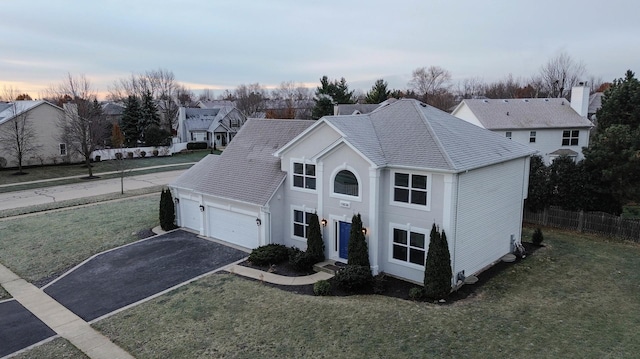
[334,265,373,291]
[348,213,370,267]
[152,149,159,157]
[159,188,178,231]
[306,212,325,263]
[288,247,315,272]
[127,152,134,159]
[115,152,123,160]
[313,280,332,296]
[409,287,424,301]
[140,151,146,158]
[187,142,208,150]
[248,244,289,266]
[532,228,544,245]
[424,224,452,300]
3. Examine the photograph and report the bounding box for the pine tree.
[347,213,370,267]
[365,79,390,104]
[159,188,177,231]
[306,212,325,263]
[121,95,143,146]
[312,76,355,119]
[424,224,452,300]
[141,90,161,138]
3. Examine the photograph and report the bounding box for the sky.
[1,0,639,100]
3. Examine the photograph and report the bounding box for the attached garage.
[179,198,202,232]
[207,207,258,249]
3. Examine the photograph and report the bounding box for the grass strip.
[12,337,88,359]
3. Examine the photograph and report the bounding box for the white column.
[368,168,380,275]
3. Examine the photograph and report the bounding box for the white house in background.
[170,99,534,284]
[0,100,72,167]
[451,84,594,164]
[174,106,246,148]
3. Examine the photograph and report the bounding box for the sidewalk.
[0,264,134,359]
[0,163,195,189]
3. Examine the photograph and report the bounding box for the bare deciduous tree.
[268,81,313,119]
[50,73,108,178]
[234,83,266,117]
[455,77,486,99]
[408,66,452,100]
[538,52,587,98]
[0,86,40,173]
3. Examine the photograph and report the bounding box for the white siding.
[453,158,528,277]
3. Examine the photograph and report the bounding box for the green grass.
[0,195,160,284]
[12,337,88,359]
[622,204,640,219]
[94,227,640,358]
[0,285,9,300]
[0,150,212,186]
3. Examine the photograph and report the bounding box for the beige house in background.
[0,100,72,168]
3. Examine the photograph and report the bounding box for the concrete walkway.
[0,264,133,359]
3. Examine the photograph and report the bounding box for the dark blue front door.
[339,221,351,259]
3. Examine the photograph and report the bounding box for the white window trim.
[329,164,362,202]
[561,129,580,146]
[290,205,316,242]
[505,131,512,139]
[59,143,67,156]
[289,158,317,193]
[388,223,429,270]
[389,170,431,211]
[529,131,536,143]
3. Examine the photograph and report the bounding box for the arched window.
[334,170,358,196]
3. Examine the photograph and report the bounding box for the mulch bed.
[236,242,542,303]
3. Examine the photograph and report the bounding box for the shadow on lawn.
[236,242,543,303]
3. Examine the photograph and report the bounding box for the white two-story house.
[451,84,594,164]
[171,99,534,284]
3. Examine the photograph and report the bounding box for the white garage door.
[180,198,201,231]
[208,207,258,249]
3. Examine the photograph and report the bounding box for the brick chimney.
[570,82,589,117]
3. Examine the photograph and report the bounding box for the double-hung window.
[562,130,579,146]
[393,172,428,206]
[392,227,427,266]
[529,131,536,143]
[59,143,67,156]
[293,209,312,238]
[293,162,316,190]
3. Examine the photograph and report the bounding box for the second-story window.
[293,162,316,190]
[562,130,579,146]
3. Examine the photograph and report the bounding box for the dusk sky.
[1,0,639,99]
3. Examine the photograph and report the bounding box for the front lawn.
[0,195,159,285]
[93,227,640,358]
[11,338,88,359]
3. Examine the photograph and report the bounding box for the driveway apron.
[0,300,56,358]
[43,230,247,322]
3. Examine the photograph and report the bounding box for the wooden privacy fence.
[523,207,640,242]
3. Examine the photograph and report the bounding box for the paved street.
[0,169,185,211]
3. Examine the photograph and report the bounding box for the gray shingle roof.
[589,92,603,114]
[172,119,314,205]
[324,99,535,172]
[334,103,381,115]
[458,98,593,130]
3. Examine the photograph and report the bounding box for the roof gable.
[457,98,594,130]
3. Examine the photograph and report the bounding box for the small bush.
[288,247,315,272]
[140,151,146,158]
[248,244,289,266]
[532,228,544,245]
[94,155,101,162]
[409,287,424,301]
[334,265,373,291]
[127,152,134,159]
[313,280,332,296]
[115,152,123,160]
[152,149,159,157]
[187,142,208,150]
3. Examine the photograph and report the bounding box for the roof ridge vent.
[503,99,509,103]
[482,99,489,103]
[523,99,529,102]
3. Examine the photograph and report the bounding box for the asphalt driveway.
[43,230,247,322]
[0,300,56,358]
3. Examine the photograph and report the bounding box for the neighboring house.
[170,99,534,285]
[333,100,398,116]
[451,85,594,164]
[588,92,604,121]
[101,102,125,125]
[0,100,72,167]
[174,106,246,148]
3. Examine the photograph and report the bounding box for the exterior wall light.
[321,218,327,227]
[256,218,262,226]
[362,228,367,235]
[199,205,205,212]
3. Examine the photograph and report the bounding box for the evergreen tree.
[548,156,588,211]
[365,79,390,104]
[424,224,452,300]
[525,155,550,212]
[312,76,355,119]
[141,90,161,140]
[306,212,325,263]
[159,188,177,231]
[583,70,640,210]
[347,213,370,267]
[121,95,143,146]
